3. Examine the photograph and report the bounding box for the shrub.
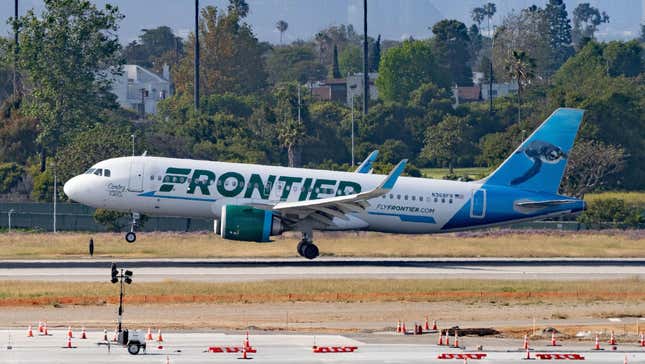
[578,198,643,228]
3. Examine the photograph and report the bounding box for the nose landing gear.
[124,213,139,243]
[296,231,319,260]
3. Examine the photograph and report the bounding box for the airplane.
[64,108,586,259]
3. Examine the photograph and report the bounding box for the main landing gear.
[124,213,139,243]
[297,231,319,260]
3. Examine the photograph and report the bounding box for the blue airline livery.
[64,108,586,259]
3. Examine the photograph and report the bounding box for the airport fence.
[0,202,213,232]
[0,202,635,232]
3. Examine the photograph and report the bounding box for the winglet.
[354,150,379,174]
[379,159,407,190]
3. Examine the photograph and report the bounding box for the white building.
[111,64,171,115]
[346,73,378,106]
[473,71,519,101]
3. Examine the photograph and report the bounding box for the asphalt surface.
[1,329,644,363]
[1,258,644,282]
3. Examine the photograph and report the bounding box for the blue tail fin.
[483,108,584,194]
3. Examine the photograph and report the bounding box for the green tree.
[93,208,128,232]
[276,20,288,45]
[0,98,39,164]
[422,115,471,174]
[603,40,642,77]
[572,3,609,47]
[13,0,123,171]
[432,20,472,86]
[123,26,183,71]
[545,0,574,73]
[505,50,536,122]
[338,45,362,76]
[265,44,326,84]
[369,34,381,72]
[376,40,447,103]
[331,44,341,78]
[174,2,268,96]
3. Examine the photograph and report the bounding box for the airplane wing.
[272,159,407,226]
[354,150,379,174]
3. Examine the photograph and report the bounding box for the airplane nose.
[63,176,80,201]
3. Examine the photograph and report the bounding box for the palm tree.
[314,31,330,64]
[278,117,305,167]
[276,20,288,45]
[505,50,536,123]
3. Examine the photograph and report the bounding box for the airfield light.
[109,263,134,333]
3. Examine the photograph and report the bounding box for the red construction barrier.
[535,353,585,360]
[312,346,358,353]
[207,346,257,353]
[437,353,487,360]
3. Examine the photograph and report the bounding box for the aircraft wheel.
[301,243,319,260]
[125,232,137,243]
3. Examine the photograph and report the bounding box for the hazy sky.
[1,0,642,44]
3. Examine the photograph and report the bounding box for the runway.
[1,329,644,363]
[1,258,644,282]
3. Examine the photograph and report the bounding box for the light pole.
[8,209,15,232]
[111,263,133,334]
[350,93,355,167]
[194,0,200,112]
[52,162,57,233]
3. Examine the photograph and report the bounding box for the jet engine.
[220,205,284,242]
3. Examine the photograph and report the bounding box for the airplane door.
[470,189,486,218]
[128,159,144,192]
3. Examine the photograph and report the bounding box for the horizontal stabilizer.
[515,199,578,208]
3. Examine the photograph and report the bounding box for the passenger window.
[419,197,423,202]
[411,196,416,201]
[397,194,401,199]
[150,175,154,181]
[434,198,438,203]
[94,169,103,176]
[104,169,111,177]
[441,198,445,203]
[389,194,393,199]
[449,199,453,204]
[158,176,162,181]
[404,195,408,200]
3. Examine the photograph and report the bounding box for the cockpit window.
[84,168,96,174]
[104,169,111,177]
[94,169,103,176]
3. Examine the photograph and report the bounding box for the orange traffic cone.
[37,321,43,333]
[65,336,72,349]
[103,329,108,341]
[609,330,617,345]
[396,320,401,333]
[454,331,459,348]
[639,332,644,347]
[401,322,407,335]
[146,327,153,341]
[157,329,164,342]
[112,329,118,342]
[438,330,444,345]
[446,332,450,347]
[80,327,87,339]
[240,339,251,360]
[624,354,628,364]
[424,316,430,331]
[523,334,529,350]
[67,326,73,338]
[593,334,601,350]
[244,331,251,349]
[43,322,49,336]
[524,347,532,360]
[550,332,557,346]
[432,320,438,331]
[27,325,34,337]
